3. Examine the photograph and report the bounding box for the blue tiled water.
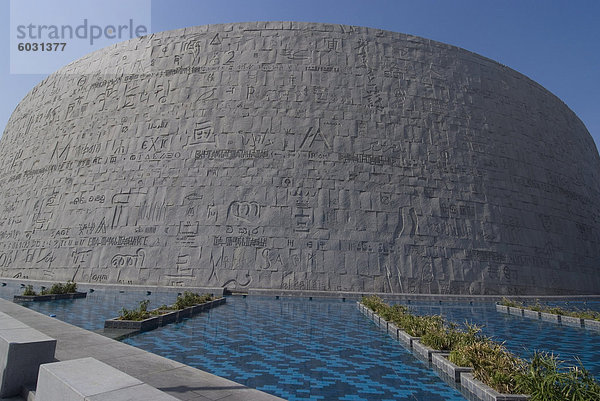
[0,283,177,331]
[123,297,466,401]
[1,281,600,400]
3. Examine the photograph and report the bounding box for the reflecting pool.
[1,281,599,401]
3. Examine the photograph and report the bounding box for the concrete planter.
[362,302,535,401]
[381,317,420,346]
[560,315,583,328]
[540,312,560,323]
[13,292,87,302]
[508,307,523,316]
[358,302,420,346]
[387,322,399,338]
[412,339,446,362]
[104,297,225,332]
[496,304,509,314]
[431,352,473,382]
[584,319,600,331]
[461,373,530,401]
[522,309,540,319]
[501,303,600,333]
[396,328,420,347]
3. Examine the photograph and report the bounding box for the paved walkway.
[0,298,285,401]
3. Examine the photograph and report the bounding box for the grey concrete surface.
[0,22,599,295]
[0,298,285,401]
[0,312,56,398]
[36,357,178,401]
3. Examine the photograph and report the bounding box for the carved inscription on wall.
[0,22,599,295]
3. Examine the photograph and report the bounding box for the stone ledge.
[431,352,473,382]
[522,309,540,319]
[13,292,87,302]
[508,307,524,316]
[560,315,583,327]
[584,319,600,331]
[387,322,419,346]
[496,304,509,314]
[104,298,226,333]
[461,373,529,401]
[36,357,179,401]
[540,312,559,323]
[412,339,445,362]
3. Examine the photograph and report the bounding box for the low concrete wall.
[431,353,473,383]
[0,311,56,398]
[412,340,445,362]
[560,315,583,327]
[36,357,179,401]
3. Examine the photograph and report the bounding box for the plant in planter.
[363,296,444,337]
[117,292,215,321]
[22,285,36,296]
[363,296,600,398]
[15,281,85,303]
[118,300,152,321]
[515,352,600,400]
[173,291,213,309]
[40,281,78,295]
[421,322,483,351]
[500,298,600,322]
[449,338,525,394]
[499,297,523,308]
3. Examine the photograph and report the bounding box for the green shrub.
[173,292,213,310]
[40,281,78,295]
[571,308,600,321]
[529,301,544,312]
[362,295,388,315]
[118,299,152,321]
[64,281,77,293]
[449,340,525,394]
[397,313,444,337]
[420,322,483,351]
[515,352,600,401]
[499,297,523,308]
[22,285,36,296]
[118,293,214,321]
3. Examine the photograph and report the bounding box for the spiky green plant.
[515,352,600,401]
[118,299,152,321]
[173,292,213,310]
[22,285,36,296]
[499,297,523,308]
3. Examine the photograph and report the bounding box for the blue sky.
[1,0,599,149]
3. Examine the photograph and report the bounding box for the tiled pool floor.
[123,297,467,401]
[1,281,599,401]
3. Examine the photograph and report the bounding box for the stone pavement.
[0,298,285,401]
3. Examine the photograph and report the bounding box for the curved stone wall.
[0,22,599,295]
